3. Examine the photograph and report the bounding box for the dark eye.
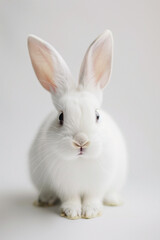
[96,110,100,122]
[59,112,63,125]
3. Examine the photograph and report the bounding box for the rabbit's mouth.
[78,147,84,156]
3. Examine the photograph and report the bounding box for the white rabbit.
[28,30,127,220]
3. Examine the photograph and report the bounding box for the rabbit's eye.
[59,112,63,125]
[96,110,100,122]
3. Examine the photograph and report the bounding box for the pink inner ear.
[93,43,111,88]
[28,35,74,95]
[38,46,57,91]
[31,44,57,92]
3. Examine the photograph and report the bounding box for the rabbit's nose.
[73,140,90,148]
[73,133,90,148]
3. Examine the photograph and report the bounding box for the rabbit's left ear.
[79,30,113,91]
[28,35,74,97]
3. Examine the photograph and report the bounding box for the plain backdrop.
[1,0,160,239]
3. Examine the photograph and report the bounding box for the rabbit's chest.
[51,157,114,195]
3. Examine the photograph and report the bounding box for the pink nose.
[73,133,90,148]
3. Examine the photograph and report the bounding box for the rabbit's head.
[28,30,113,160]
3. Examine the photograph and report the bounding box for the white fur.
[28,30,127,219]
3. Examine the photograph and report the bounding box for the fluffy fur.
[28,30,127,219]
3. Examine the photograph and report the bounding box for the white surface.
[1,0,160,239]
[1,186,160,240]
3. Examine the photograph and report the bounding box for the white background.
[1,0,160,239]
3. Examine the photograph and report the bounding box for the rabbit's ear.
[79,30,113,91]
[28,35,74,96]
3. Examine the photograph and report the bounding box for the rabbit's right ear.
[79,30,113,93]
[28,35,74,97]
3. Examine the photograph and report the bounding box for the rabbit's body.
[28,30,127,219]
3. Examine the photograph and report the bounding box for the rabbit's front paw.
[60,202,81,220]
[82,202,102,219]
